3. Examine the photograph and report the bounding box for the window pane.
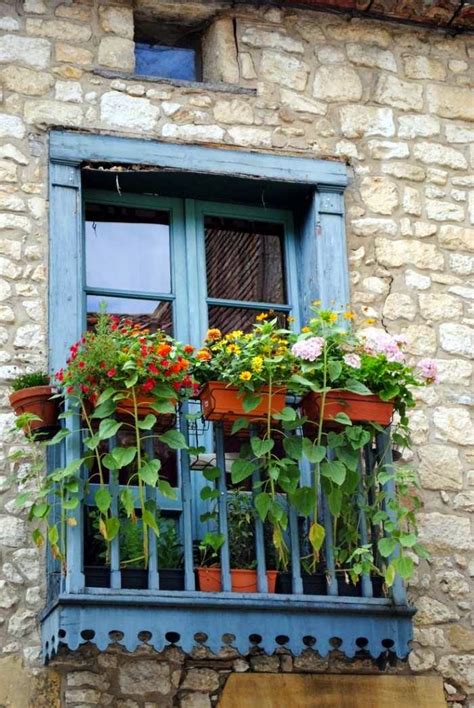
[135,43,197,81]
[87,295,173,335]
[205,216,287,304]
[85,203,171,294]
[207,305,288,334]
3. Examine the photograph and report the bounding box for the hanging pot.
[9,385,60,439]
[199,381,286,422]
[195,566,278,593]
[302,390,394,427]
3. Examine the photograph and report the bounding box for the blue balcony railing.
[41,402,414,663]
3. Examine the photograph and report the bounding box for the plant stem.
[132,386,148,566]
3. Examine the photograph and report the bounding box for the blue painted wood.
[214,422,231,592]
[206,298,291,312]
[86,485,182,512]
[322,450,338,597]
[314,188,350,312]
[144,436,159,590]
[50,131,348,187]
[41,595,414,662]
[108,435,121,590]
[178,402,195,591]
[288,506,303,595]
[376,430,407,606]
[357,449,373,599]
[85,286,174,303]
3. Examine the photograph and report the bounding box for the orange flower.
[206,328,221,341]
[157,343,172,357]
[183,344,194,353]
[197,349,212,361]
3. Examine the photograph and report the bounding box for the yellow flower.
[227,330,243,340]
[251,356,263,372]
[206,328,222,341]
[301,326,311,333]
[240,371,252,381]
[329,313,338,323]
[312,300,321,307]
[365,318,377,325]
[343,311,355,320]
[287,316,295,323]
[226,344,241,355]
[256,312,268,321]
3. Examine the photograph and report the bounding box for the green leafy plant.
[11,371,50,391]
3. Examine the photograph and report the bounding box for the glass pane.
[207,305,288,334]
[135,43,197,81]
[85,203,171,294]
[87,295,173,335]
[205,216,287,304]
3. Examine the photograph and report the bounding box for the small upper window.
[134,16,202,81]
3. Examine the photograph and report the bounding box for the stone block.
[119,660,171,696]
[360,177,398,214]
[162,124,225,142]
[439,225,474,252]
[0,66,53,95]
[404,324,437,355]
[280,89,326,115]
[374,74,423,111]
[398,114,440,138]
[426,200,464,222]
[453,492,474,512]
[419,293,463,320]
[313,65,362,102]
[439,323,474,358]
[24,100,82,128]
[346,43,396,71]
[415,596,460,625]
[26,18,91,42]
[437,655,474,691]
[383,293,416,320]
[404,55,446,80]
[99,5,134,38]
[375,238,444,270]
[427,85,474,121]
[418,444,463,490]
[367,140,409,159]
[0,113,25,139]
[228,126,271,147]
[414,142,467,170]
[181,669,220,692]
[261,50,309,91]
[101,92,159,131]
[214,99,253,124]
[382,163,425,182]
[0,34,50,70]
[434,406,474,444]
[240,26,304,53]
[55,43,93,66]
[98,37,134,72]
[202,18,239,84]
[340,105,394,138]
[351,218,397,236]
[402,186,422,216]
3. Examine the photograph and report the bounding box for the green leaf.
[150,400,176,415]
[31,502,49,518]
[103,446,137,470]
[202,467,221,482]
[32,528,44,547]
[124,373,139,389]
[104,517,120,541]
[242,393,262,413]
[384,563,396,587]
[250,436,274,458]
[378,537,397,558]
[139,459,161,486]
[94,487,111,514]
[96,387,116,406]
[289,374,319,391]
[157,479,177,499]
[62,498,79,510]
[283,435,303,460]
[272,407,297,422]
[302,439,326,463]
[201,531,225,552]
[84,433,101,450]
[142,509,160,537]
[345,379,372,395]
[327,487,342,516]
[379,382,400,401]
[200,486,220,501]
[399,533,417,548]
[327,360,342,382]
[254,492,272,521]
[396,555,414,580]
[309,522,325,552]
[231,458,256,484]
[137,414,157,430]
[98,418,122,440]
[90,399,116,420]
[333,412,352,426]
[320,460,346,486]
[120,488,135,516]
[45,428,70,446]
[412,543,431,561]
[158,429,187,450]
[231,417,249,435]
[346,426,371,449]
[48,525,59,546]
[152,383,176,399]
[290,486,315,516]
[335,446,359,471]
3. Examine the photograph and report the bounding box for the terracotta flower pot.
[115,386,176,430]
[199,381,287,422]
[302,390,394,427]
[9,385,60,438]
[196,566,278,593]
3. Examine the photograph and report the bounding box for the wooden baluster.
[214,421,231,592]
[108,435,121,590]
[179,401,195,591]
[322,448,338,596]
[144,435,159,590]
[357,447,373,598]
[250,424,268,594]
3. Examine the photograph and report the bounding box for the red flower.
[183,344,194,354]
[173,381,181,391]
[161,360,170,368]
[67,385,74,394]
[157,343,172,357]
[107,368,117,378]
[142,378,154,392]
[81,384,90,394]
[100,361,106,369]
[148,363,159,375]
[78,361,85,369]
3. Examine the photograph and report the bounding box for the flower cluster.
[56,313,198,405]
[362,330,407,364]
[291,336,324,362]
[417,358,439,384]
[193,318,296,392]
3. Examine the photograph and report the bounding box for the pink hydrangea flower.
[417,358,439,384]
[363,330,406,364]
[292,337,324,362]
[343,353,361,369]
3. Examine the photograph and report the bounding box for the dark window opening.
[134,17,203,81]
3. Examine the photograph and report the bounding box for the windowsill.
[93,69,257,95]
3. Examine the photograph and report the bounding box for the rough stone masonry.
[0,1,472,706]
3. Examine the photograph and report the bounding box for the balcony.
[40,399,414,664]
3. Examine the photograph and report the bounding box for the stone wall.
[0,1,472,706]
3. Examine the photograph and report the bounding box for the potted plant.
[196,489,278,593]
[193,317,294,421]
[9,371,60,439]
[13,312,196,572]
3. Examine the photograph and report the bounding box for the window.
[134,17,201,81]
[43,131,413,663]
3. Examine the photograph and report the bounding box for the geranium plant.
[12,313,197,571]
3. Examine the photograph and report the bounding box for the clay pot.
[302,390,394,427]
[199,381,286,422]
[114,387,176,431]
[196,566,278,593]
[9,385,60,439]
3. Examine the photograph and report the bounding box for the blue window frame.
[135,42,199,81]
[42,131,414,663]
